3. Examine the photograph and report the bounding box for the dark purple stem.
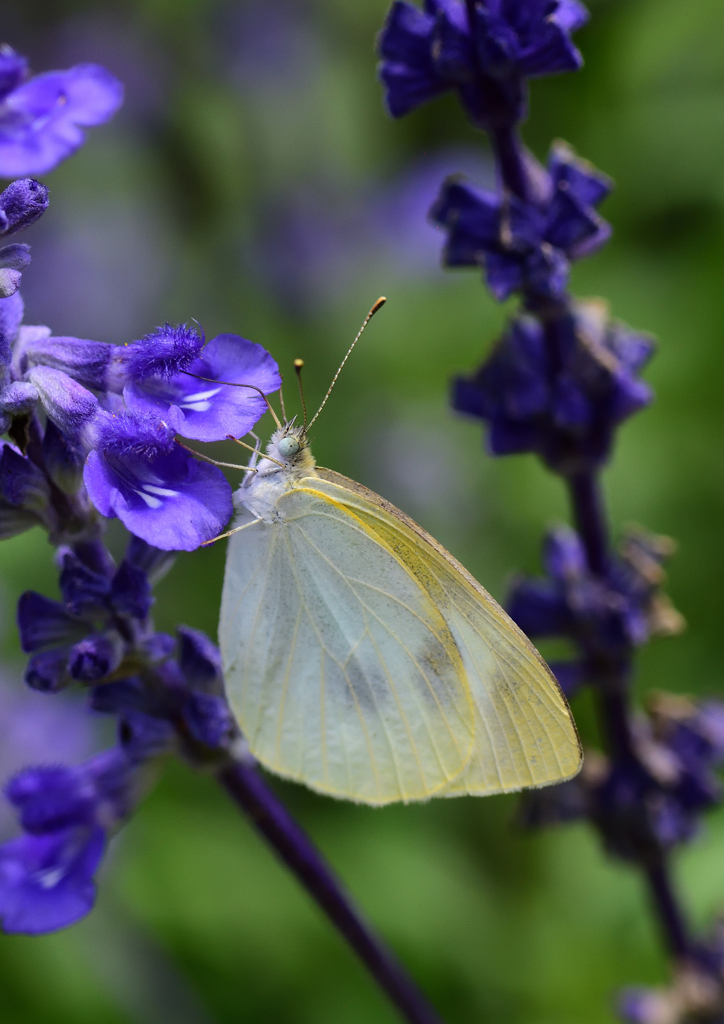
[645,860,691,961]
[491,126,535,202]
[218,757,445,1024]
[566,471,608,577]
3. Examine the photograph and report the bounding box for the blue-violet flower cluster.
[0,42,283,936]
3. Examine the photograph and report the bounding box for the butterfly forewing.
[309,470,582,794]
[220,492,476,805]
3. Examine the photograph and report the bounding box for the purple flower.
[452,301,653,471]
[177,625,224,694]
[431,141,611,301]
[0,51,123,177]
[0,748,139,934]
[18,539,166,693]
[0,825,105,934]
[83,412,233,550]
[0,47,27,100]
[378,0,588,130]
[122,325,282,442]
[507,525,682,661]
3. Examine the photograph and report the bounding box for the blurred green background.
[1,0,724,1021]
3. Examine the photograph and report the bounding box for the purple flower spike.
[83,412,233,550]
[122,330,281,442]
[0,60,123,177]
[0,825,105,934]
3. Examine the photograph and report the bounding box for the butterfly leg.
[175,439,255,474]
[201,517,263,546]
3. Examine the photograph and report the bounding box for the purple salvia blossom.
[83,413,233,550]
[0,46,123,177]
[378,0,588,130]
[0,748,138,934]
[430,141,612,302]
[122,329,282,442]
[452,300,653,471]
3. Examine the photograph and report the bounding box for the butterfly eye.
[278,436,300,458]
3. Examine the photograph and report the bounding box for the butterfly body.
[219,425,582,805]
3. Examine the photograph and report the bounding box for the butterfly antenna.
[307,297,386,429]
[278,379,288,423]
[182,371,282,429]
[294,359,308,428]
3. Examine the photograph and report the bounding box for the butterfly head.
[266,422,315,473]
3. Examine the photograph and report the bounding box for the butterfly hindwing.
[219,491,476,805]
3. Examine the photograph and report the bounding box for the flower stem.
[565,473,693,960]
[644,859,691,961]
[218,756,445,1024]
[491,126,535,202]
[566,471,608,576]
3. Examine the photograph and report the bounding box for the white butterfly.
[217,301,581,805]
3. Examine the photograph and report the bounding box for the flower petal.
[124,334,281,442]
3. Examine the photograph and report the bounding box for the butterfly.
[217,300,582,805]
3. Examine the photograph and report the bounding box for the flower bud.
[68,632,125,682]
[0,380,37,416]
[22,336,114,391]
[0,243,31,297]
[178,626,223,694]
[17,592,87,652]
[26,365,99,444]
[0,444,49,514]
[183,692,233,749]
[24,648,71,692]
[0,179,49,236]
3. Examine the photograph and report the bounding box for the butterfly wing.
[219,494,476,805]
[310,470,582,794]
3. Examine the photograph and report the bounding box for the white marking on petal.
[135,490,162,508]
[37,867,65,889]
[180,400,212,412]
[143,484,180,498]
